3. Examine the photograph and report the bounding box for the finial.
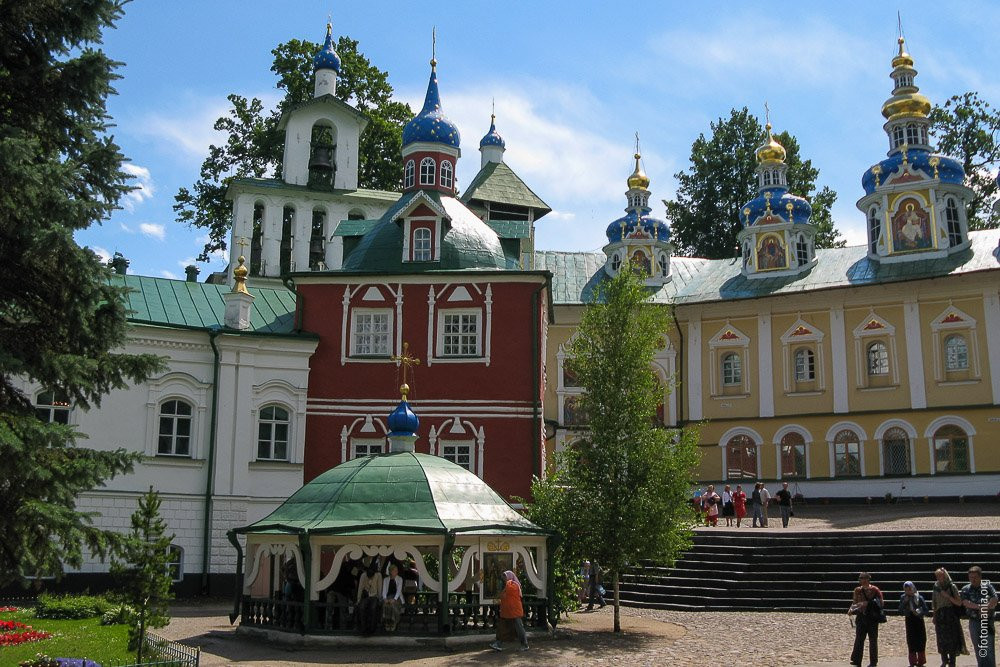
[232,253,250,295]
[390,342,421,400]
[764,101,771,130]
[430,27,437,69]
[929,156,940,178]
[492,97,495,118]
[326,13,332,36]
[871,164,882,187]
[635,131,641,158]
[901,143,909,164]
[897,11,904,52]
[786,201,794,223]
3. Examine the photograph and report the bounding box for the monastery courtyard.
[161,504,998,666]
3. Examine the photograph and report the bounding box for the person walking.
[759,482,771,527]
[721,484,735,527]
[899,581,929,667]
[733,484,747,528]
[849,572,884,667]
[587,560,607,610]
[933,568,966,667]
[751,482,764,528]
[959,566,997,667]
[490,570,529,652]
[775,481,793,528]
[703,484,721,527]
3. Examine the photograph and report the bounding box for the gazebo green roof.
[233,452,547,537]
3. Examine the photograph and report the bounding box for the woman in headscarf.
[898,581,929,667]
[489,570,529,652]
[932,568,966,667]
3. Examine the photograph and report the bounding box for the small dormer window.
[404,160,415,189]
[419,157,436,186]
[440,160,454,189]
[413,227,432,261]
[892,125,905,149]
[945,197,962,246]
[868,207,881,255]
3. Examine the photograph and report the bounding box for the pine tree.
[528,264,700,633]
[665,108,844,258]
[0,0,164,585]
[174,35,414,261]
[110,488,175,661]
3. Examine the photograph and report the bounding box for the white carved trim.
[449,545,481,593]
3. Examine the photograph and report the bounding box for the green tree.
[527,264,700,633]
[110,488,175,661]
[665,107,844,258]
[0,1,163,586]
[174,35,413,261]
[930,92,1000,229]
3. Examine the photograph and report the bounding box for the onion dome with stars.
[402,59,461,150]
[479,114,505,149]
[605,151,670,244]
[312,23,341,73]
[861,36,964,196]
[739,122,812,228]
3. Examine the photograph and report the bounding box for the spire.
[756,105,787,164]
[312,21,341,97]
[479,109,506,168]
[626,133,650,191]
[402,32,461,151]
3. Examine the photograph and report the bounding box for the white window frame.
[437,309,482,358]
[157,398,194,457]
[708,323,751,397]
[867,341,889,376]
[404,159,415,189]
[721,352,742,386]
[256,403,291,462]
[351,437,385,459]
[351,308,393,357]
[440,440,474,471]
[944,334,969,371]
[34,389,71,425]
[440,160,454,189]
[412,227,432,262]
[930,305,980,382]
[825,422,868,478]
[144,372,209,460]
[167,545,184,583]
[419,157,436,186]
[794,348,815,382]
[780,320,826,393]
[944,197,963,247]
[868,206,881,255]
[852,313,898,388]
[924,416,976,475]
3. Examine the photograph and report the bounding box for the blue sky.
[79,1,1000,279]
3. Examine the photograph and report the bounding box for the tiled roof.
[461,161,551,213]
[485,219,532,239]
[538,229,1000,306]
[113,275,301,335]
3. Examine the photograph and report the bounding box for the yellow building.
[537,39,1000,498]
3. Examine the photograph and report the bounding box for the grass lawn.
[0,608,132,665]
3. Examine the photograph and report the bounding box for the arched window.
[658,253,668,278]
[610,252,621,272]
[905,123,920,145]
[279,205,295,275]
[722,353,742,386]
[742,241,750,268]
[868,207,881,255]
[440,160,454,189]
[796,234,809,266]
[419,157,436,186]
[896,73,913,89]
[257,404,290,461]
[794,348,815,382]
[944,334,969,371]
[762,170,772,186]
[35,389,70,424]
[892,125,905,149]
[882,426,910,476]
[403,160,415,189]
[726,435,758,480]
[309,208,326,270]
[157,399,192,456]
[945,197,962,247]
[413,227,432,261]
[250,202,264,276]
[867,341,889,376]
[933,425,969,473]
[780,432,806,478]
[919,126,928,145]
[833,429,861,477]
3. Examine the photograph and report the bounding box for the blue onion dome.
[606,210,672,244]
[313,23,341,73]
[862,150,965,195]
[387,396,420,436]
[740,188,812,227]
[402,62,461,149]
[479,114,505,148]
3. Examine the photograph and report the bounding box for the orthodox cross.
[391,342,421,399]
[634,131,641,155]
[236,236,249,259]
[431,27,437,67]
[764,101,771,127]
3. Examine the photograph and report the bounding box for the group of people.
[849,567,997,667]
[694,481,796,528]
[580,560,607,610]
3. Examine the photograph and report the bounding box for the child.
[898,581,928,667]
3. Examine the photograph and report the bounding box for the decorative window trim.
[252,379,305,464]
[340,284,403,365]
[145,372,209,459]
[708,323,751,396]
[440,160,454,189]
[340,415,387,461]
[419,157,436,186]
[719,427,763,481]
[779,319,825,393]
[923,416,976,475]
[772,424,813,480]
[412,227,432,261]
[929,305,980,382]
[852,311,898,388]
[255,403,291,462]
[403,159,415,189]
[156,398,194,457]
[426,284,492,366]
[402,217,441,263]
[437,309,482,358]
[825,421,868,478]
[350,308,394,358]
[873,418,917,476]
[429,419,484,477]
[350,437,386,459]
[34,389,72,425]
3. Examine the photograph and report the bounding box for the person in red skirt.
[702,485,721,527]
[732,484,748,528]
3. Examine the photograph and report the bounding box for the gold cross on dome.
[391,342,421,399]
[764,101,771,127]
[236,236,249,258]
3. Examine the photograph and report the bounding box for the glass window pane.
[274,442,287,461]
[175,437,189,456]
[258,440,270,460]
[175,418,190,437]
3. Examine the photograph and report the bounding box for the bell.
[309,144,334,172]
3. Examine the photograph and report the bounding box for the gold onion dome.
[882,37,931,120]
[627,152,650,190]
[756,122,786,164]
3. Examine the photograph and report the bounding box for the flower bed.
[0,619,53,646]
[0,606,20,613]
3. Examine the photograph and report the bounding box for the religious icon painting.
[630,249,652,276]
[756,233,787,270]
[481,552,513,601]
[890,197,933,252]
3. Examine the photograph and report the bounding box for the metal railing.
[104,631,200,667]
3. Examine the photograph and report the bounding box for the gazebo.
[227,387,553,642]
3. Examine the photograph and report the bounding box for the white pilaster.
[758,313,774,418]
[903,299,927,409]
[984,289,1000,405]
[830,307,849,413]
[293,203,311,273]
[687,318,702,421]
[262,202,282,278]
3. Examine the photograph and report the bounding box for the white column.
[293,203,311,273]
[758,313,774,418]
[903,298,927,409]
[687,318,702,420]
[830,307,849,414]
[262,202,282,278]
[983,289,1000,405]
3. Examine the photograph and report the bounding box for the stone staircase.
[618,529,1000,613]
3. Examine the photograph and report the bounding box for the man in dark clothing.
[850,572,884,667]
[775,481,793,528]
[587,560,606,610]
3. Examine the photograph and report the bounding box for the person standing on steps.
[899,580,929,667]
[759,482,770,527]
[774,481,793,528]
[933,567,966,667]
[733,484,747,528]
[849,571,884,667]
[703,484,721,527]
[721,484,735,527]
[751,482,764,528]
[959,566,997,667]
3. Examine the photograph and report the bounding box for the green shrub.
[100,602,136,626]
[34,593,114,619]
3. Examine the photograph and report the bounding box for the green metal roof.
[537,229,1000,306]
[333,219,380,237]
[112,274,301,335]
[339,190,518,272]
[485,219,532,239]
[234,452,546,536]
[461,161,551,214]
[226,177,401,204]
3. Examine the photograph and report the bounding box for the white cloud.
[119,222,134,234]
[139,223,166,241]
[121,163,155,212]
[160,270,179,280]
[90,246,111,264]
